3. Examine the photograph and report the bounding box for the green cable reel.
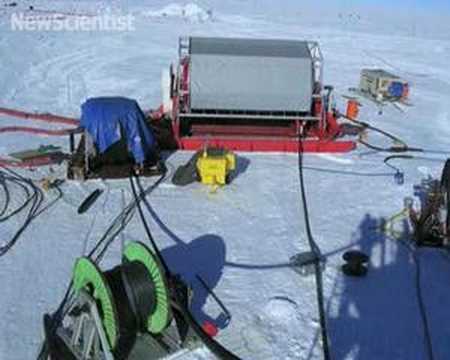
[123,241,172,334]
[72,241,172,351]
[73,257,119,349]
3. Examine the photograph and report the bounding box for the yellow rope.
[382,207,410,240]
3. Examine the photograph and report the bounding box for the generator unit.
[196,147,236,186]
[159,36,355,153]
[359,69,409,102]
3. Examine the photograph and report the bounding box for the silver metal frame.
[178,36,190,59]
[307,41,324,88]
[56,290,114,360]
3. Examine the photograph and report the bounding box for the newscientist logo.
[10,12,136,32]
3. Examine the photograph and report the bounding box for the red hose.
[0,126,78,136]
[0,126,70,167]
[0,107,80,168]
[0,155,61,168]
[0,107,79,126]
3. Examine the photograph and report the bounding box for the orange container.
[401,83,410,100]
[346,99,360,120]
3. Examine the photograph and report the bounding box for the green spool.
[72,257,118,350]
[123,242,172,334]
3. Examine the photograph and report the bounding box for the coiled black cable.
[0,166,62,257]
[120,260,157,332]
[104,264,138,359]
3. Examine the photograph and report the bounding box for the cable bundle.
[104,261,156,359]
[0,167,62,257]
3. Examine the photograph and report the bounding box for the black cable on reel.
[103,264,139,359]
[121,260,157,332]
[102,260,158,359]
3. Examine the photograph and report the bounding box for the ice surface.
[0,1,450,360]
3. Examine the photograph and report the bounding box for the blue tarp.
[388,82,405,98]
[80,97,156,164]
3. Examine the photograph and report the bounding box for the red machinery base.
[178,136,356,153]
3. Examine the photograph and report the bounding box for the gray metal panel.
[189,37,313,113]
[190,37,312,58]
[361,69,400,80]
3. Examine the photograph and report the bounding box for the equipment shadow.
[161,234,229,329]
[326,213,428,360]
[136,178,229,329]
[229,155,250,182]
[161,150,251,184]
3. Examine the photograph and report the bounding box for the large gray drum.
[188,37,314,114]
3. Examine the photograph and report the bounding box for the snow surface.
[1,1,450,359]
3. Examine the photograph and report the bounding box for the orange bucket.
[346,99,360,120]
[401,84,410,100]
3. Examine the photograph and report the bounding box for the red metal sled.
[179,137,356,153]
[161,37,356,154]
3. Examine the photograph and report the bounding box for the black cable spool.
[102,261,158,359]
[342,251,369,277]
[121,260,157,332]
[103,265,137,359]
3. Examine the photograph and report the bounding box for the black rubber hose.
[172,290,241,360]
[383,154,414,173]
[413,252,435,360]
[393,237,435,360]
[0,172,33,222]
[0,167,50,257]
[297,136,331,360]
[0,174,11,218]
[439,159,450,242]
[90,172,166,263]
[129,175,170,275]
[77,189,103,214]
[359,138,423,154]
[340,114,424,153]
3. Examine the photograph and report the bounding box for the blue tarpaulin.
[388,82,405,98]
[80,97,156,164]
